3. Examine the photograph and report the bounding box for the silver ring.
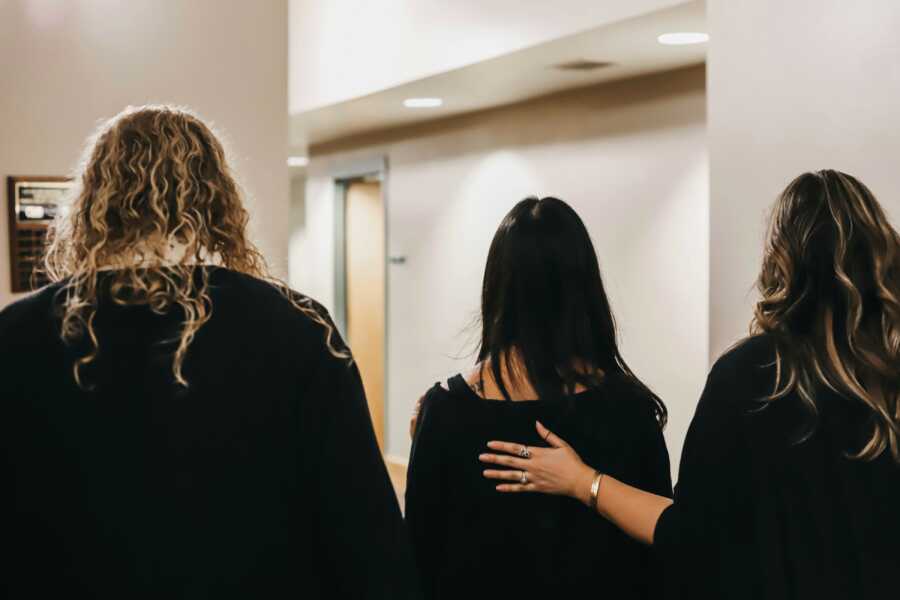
[518,445,531,459]
[520,471,528,484]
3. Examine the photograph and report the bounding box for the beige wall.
[296,66,709,474]
[0,0,288,310]
[707,0,900,360]
[288,174,308,294]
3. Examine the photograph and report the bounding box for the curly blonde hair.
[752,169,900,463]
[44,105,346,388]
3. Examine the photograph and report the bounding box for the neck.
[97,240,199,271]
[471,349,602,401]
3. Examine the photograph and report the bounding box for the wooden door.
[345,181,385,450]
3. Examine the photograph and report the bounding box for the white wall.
[0,0,288,310]
[294,67,708,474]
[288,174,308,295]
[289,0,691,113]
[707,0,900,360]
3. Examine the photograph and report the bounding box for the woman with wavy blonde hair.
[479,170,900,599]
[1,105,417,599]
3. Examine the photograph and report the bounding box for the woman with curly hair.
[1,105,416,599]
[480,171,900,599]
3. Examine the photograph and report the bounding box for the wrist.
[572,464,597,507]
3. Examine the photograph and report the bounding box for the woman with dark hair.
[405,197,671,599]
[481,171,900,599]
[0,105,416,599]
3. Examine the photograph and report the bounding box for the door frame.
[329,155,390,446]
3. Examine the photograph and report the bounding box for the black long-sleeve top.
[405,372,672,600]
[655,334,900,600]
[1,266,418,599]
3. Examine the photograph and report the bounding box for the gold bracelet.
[589,471,604,512]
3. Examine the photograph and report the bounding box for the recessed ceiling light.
[403,97,443,108]
[553,60,615,71]
[287,156,309,167]
[657,32,709,45]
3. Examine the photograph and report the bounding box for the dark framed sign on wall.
[6,176,74,292]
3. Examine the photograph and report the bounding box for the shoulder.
[0,284,63,343]
[419,379,455,414]
[207,267,320,314]
[0,283,62,321]
[693,334,778,424]
[410,380,456,446]
[707,334,777,388]
[207,267,341,347]
[416,376,470,426]
[602,373,664,429]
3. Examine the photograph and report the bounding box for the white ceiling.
[290,0,706,151]
[289,0,693,113]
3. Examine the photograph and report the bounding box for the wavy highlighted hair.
[44,105,346,388]
[752,169,900,463]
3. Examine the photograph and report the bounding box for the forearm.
[481,424,673,547]
[592,474,672,545]
[565,462,671,545]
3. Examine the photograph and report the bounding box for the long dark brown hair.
[478,197,666,427]
[752,170,900,463]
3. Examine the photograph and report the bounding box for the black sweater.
[1,266,418,599]
[405,372,672,600]
[655,334,900,600]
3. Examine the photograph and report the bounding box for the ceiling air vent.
[553,59,615,72]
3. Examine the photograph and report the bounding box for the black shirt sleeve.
[652,353,759,600]
[404,385,447,600]
[308,337,420,599]
[631,397,674,600]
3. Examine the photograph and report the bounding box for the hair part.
[752,169,900,463]
[43,105,347,388]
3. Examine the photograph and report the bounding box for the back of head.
[44,105,342,388]
[479,196,666,425]
[753,169,900,462]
